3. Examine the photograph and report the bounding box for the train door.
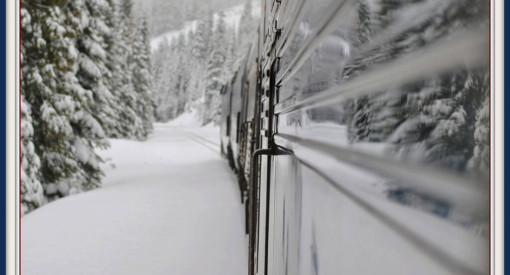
[255,53,283,275]
[254,57,272,275]
[253,0,284,274]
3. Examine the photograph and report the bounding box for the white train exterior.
[220,0,490,274]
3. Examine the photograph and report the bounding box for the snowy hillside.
[151,0,259,124]
[151,2,260,51]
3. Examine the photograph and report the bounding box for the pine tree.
[20,0,156,213]
[21,0,108,199]
[342,0,489,173]
[131,17,155,135]
[188,14,214,111]
[150,2,256,124]
[20,94,44,215]
[351,1,372,47]
[190,14,213,61]
[152,38,173,121]
[76,0,118,138]
[105,0,144,139]
[238,0,255,54]
[203,11,228,125]
[347,97,370,142]
[468,75,490,173]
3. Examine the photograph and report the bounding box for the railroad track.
[181,130,220,154]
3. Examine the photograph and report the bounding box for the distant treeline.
[144,0,243,37]
[152,0,257,124]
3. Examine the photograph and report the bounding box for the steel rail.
[275,29,489,115]
[185,131,220,147]
[275,132,489,217]
[276,0,356,86]
[182,131,219,154]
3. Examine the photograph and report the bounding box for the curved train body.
[220,0,490,274]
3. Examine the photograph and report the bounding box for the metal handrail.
[275,28,488,115]
[275,132,489,217]
[276,0,356,86]
[275,0,309,57]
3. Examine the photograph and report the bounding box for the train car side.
[222,0,490,274]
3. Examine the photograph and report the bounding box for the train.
[220,0,491,274]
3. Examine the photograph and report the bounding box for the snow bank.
[165,108,203,127]
[22,123,246,275]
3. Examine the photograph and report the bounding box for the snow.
[165,108,203,127]
[21,121,248,274]
[150,2,260,51]
[73,137,90,163]
[79,54,102,79]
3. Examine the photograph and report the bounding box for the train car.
[220,53,251,172]
[222,0,491,274]
[220,79,235,168]
[221,50,255,200]
[225,54,251,172]
[236,42,260,200]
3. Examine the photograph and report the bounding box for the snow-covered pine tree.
[188,12,214,114]
[20,8,44,215]
[388,69,486,172]
[150,3,255,123]
[221,26,238,84]
[20,94,44,215]
[120,0,147,139]
[173,34,188,115]
[21,0,108,199]
[343,0,489,172]
[120,0,133,19]
[351,1,372,48]
[105,0,145,139]
[171,33,191,117]
[103,0,132,137]
[152,38,174,121]
[466,72,491,174]
[190,13,212,62]
[347,96,371,142]
[386,0,489,171]
[203,11,228,125]
[76,0,119,139]
[237,0,256,57]
[467,73,490,173]
[131,17,155,135]
[364,91,407,142]
[418,72,472,170]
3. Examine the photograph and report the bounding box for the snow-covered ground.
[21,119,247,274]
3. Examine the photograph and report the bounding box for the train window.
[272,0,488,268]
[274,0,489,177]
